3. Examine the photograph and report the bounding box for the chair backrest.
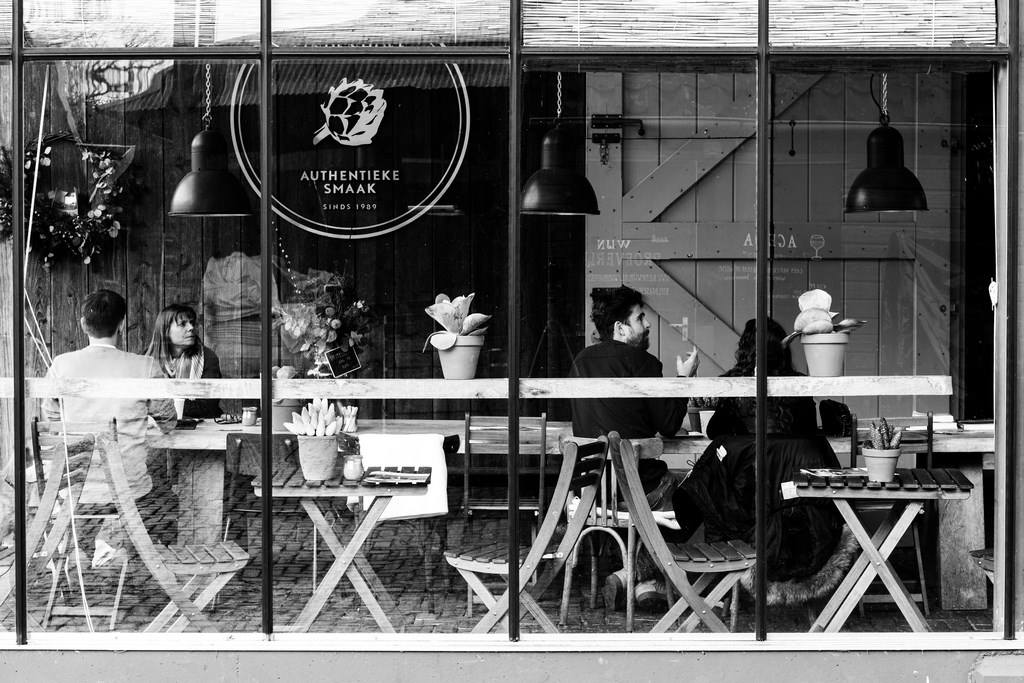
[463,413,549,511]
[464,413,548,456]
[520,436,607,593]
[582,436,662,527]
[226,432,299,478]
[849,413,933,469]
[358,433,448,521]
[607,432,680,575]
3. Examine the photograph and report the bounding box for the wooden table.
[781,468,974,632]
[253,464,430,633]
[148,419,466,545]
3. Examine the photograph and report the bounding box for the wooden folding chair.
[445,436,608,633]
[609,432,755,633]
[462,413,549,523]
[0,423,96,629]
[38,420,250,632]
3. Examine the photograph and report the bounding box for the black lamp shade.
[845,123,928,213]
[521,124,600,216]
[168,129,252,217]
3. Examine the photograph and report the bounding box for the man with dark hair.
[570,285,698,611]
[43,290,177,552]
[570,285,694,439]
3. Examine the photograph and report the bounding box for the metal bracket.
[590,115,645,165]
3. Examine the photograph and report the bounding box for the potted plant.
[688,397,719,436]
[281,399,346,481]
[862,417,903,482]
[422,293,491,379]
[784,289,867,376]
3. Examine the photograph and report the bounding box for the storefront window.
[768,65,996,633]
[0,0,1011,648]
[23,1,259,48]
[265,59,510,633]
[18,59,262,633]
[522,64,760,634]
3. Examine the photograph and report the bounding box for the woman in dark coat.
[674,318,844,581]
[146,304,223,419]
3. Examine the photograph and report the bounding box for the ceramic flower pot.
[862,447,901,482]
[800,331,849,376]
[297,436,339,481]
[437,335,484,379]
[699,410,716,437]
[272,398,304,431]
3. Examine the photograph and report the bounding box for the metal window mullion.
[754,0,770,643]
[259,0,275,637]
[1003,0,1019,641]
[508,0,522,644]
[11,0,26,646]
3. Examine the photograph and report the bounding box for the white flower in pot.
[783,288,867,377]
[422,293,491,379]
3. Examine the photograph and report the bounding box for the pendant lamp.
[845,73,927,213]
[168,64,252,217]
[521,73,599,216]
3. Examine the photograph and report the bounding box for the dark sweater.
[569,340,686,439]
[182,345,223,419]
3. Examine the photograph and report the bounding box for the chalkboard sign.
[325,344,361,378]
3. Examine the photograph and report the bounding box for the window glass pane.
[769,66,995,633]
[24,0,259,48]
[273,0,508,47]
[523,0,756,48]
[0,2,9,50]
[769,0,997,47]
[21,59,262,633]
[0,60,10,640]
[267,59,510,633]
[524,63,758,634]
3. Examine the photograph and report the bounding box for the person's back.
[570,286,689,440]
[43,290,176,504]
[571,340,682,438]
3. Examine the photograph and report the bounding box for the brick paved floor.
[21,499,992,635]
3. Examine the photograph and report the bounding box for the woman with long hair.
[146,304,223,419]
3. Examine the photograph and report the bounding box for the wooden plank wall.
[15,62,511,421]
[588,71,956,419]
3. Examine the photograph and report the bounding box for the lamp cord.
[555,72,562,119]
[870,72,890,126]
[202,63,212,130]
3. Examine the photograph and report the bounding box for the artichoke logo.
[312,79,387,147]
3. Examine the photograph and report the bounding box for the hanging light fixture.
[168,64,252,217]
[521,73,600,216]
[845,73,928,213]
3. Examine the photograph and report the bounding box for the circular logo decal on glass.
[230,63,470,239]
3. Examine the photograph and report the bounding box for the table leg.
[826,500,928,632]
[939,462,986,609]
[175,452,224,545]
[811,504,900,632]
[288,496,389,633]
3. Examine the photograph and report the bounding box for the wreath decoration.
[0,131,137,268]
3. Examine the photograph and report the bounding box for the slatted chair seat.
[445,540,566,571]
[667,540,757,571]
[157,541,250,575]
[608,432,756,633]
[445,437,609,634]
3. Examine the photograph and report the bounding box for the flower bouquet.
[274,267,376,378]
